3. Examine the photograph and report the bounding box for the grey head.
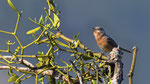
[93,26,105,34]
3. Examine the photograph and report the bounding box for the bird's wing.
[106,36,118,47]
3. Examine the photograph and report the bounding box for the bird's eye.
[99,30,104,34]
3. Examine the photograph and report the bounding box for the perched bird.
[93,26,131,53]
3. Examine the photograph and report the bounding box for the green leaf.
[91,79,96,84]
[44,16,48,25]
[7,72,11,77]
[26,27,41,34]
[46,23,51,28]
[54,39,69,48]
[38,75,44,84]
[8,75,19,83]
[37,57,43,62]
[37,51,44,62]
[73,33,80,41]
[70,54,75,56]
[6,40,15,45]
[39,15,43,24]
[74,40,80,48]
[34,17,37,22]
[53,13,60,28]
[29,17,35,23]
[49,1,55,11]
[7,0,19,14]
[36,51,47,67]
[37,51,44,55]
[82,55,93,61]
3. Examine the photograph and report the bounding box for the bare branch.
[0,65,71,82]
[108,47,123,84]
[0,56,34,67]
[69,59,83,84]
[128,46,138,84]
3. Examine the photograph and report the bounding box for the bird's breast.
[97,36,114,52]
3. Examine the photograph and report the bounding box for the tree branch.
[0,56,79,83]
[128,46,138,84]
[108,47,123,84]
[56,31,108,60]
[69,59,83,84]
[0,56,34,68]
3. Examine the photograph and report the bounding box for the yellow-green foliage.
[0,0,111,84]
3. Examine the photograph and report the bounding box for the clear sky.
[0,0,149,84]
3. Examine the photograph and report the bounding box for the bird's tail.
[119,47,132,53]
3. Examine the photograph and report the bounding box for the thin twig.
[56,31,108,60]
[92,61,101,84]
[128,46,138,84]
[69,59,83,84]
[0,56,34,67]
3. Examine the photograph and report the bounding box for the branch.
[0,66,55,79]
[108,47,123,84]
[128,46,138,84]
[69,60,83,84]
[0,56,79,83]
[0,65,79,83]
[37,31,108,60]
[56,31,108,60]
[0,56,34,68]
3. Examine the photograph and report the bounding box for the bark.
[108,47,123,84]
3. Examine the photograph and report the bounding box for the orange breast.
[94,30,115,52]
[97,36,114,52]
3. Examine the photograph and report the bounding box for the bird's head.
[93,26,105,35]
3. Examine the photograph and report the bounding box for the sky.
[0,0,149,84]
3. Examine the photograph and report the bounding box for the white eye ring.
[97,30,104,34]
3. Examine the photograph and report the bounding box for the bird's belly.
[98,42,114,52]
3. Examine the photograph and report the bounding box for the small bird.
[93,26,131,53]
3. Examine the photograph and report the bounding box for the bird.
[93,26,131,53]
